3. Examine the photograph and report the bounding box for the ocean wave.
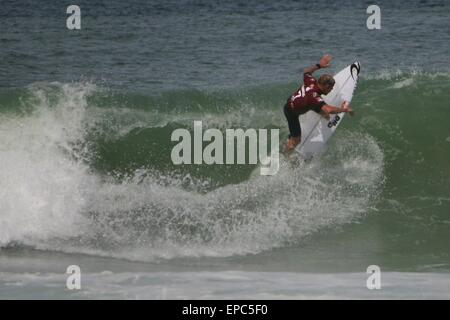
[0,81,385,261]
[2,73,448,260]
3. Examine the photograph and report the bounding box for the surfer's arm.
[321,101,353,115]
[303,64,321,75]
[303,54,333,75]
[320,110,331,120]
[321,105,344,114]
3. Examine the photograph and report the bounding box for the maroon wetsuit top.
[288,73,326,116]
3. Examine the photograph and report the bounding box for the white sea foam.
[1,270,449,299]
[0,83,96,245]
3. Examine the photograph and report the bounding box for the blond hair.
[318,74,335,87]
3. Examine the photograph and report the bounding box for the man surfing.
[283,54,353,152]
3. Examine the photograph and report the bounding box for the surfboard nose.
[350,62,361,79]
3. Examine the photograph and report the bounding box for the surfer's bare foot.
[283,137,300,154]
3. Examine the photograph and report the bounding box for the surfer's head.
[317,74,335,94]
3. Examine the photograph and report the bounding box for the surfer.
[283,54,354,153]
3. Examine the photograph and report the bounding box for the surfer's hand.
[342,101,354,116]
[319,54,332,68]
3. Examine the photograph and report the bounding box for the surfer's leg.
[283,103,301,153]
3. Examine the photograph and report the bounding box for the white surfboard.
[295,61,361,160]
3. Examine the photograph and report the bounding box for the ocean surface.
[1,0,450,299]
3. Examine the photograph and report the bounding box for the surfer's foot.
[283,144,294,156]
[284,137,300,153]
[282,147,292,158]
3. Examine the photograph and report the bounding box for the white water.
[1,270,449,299]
